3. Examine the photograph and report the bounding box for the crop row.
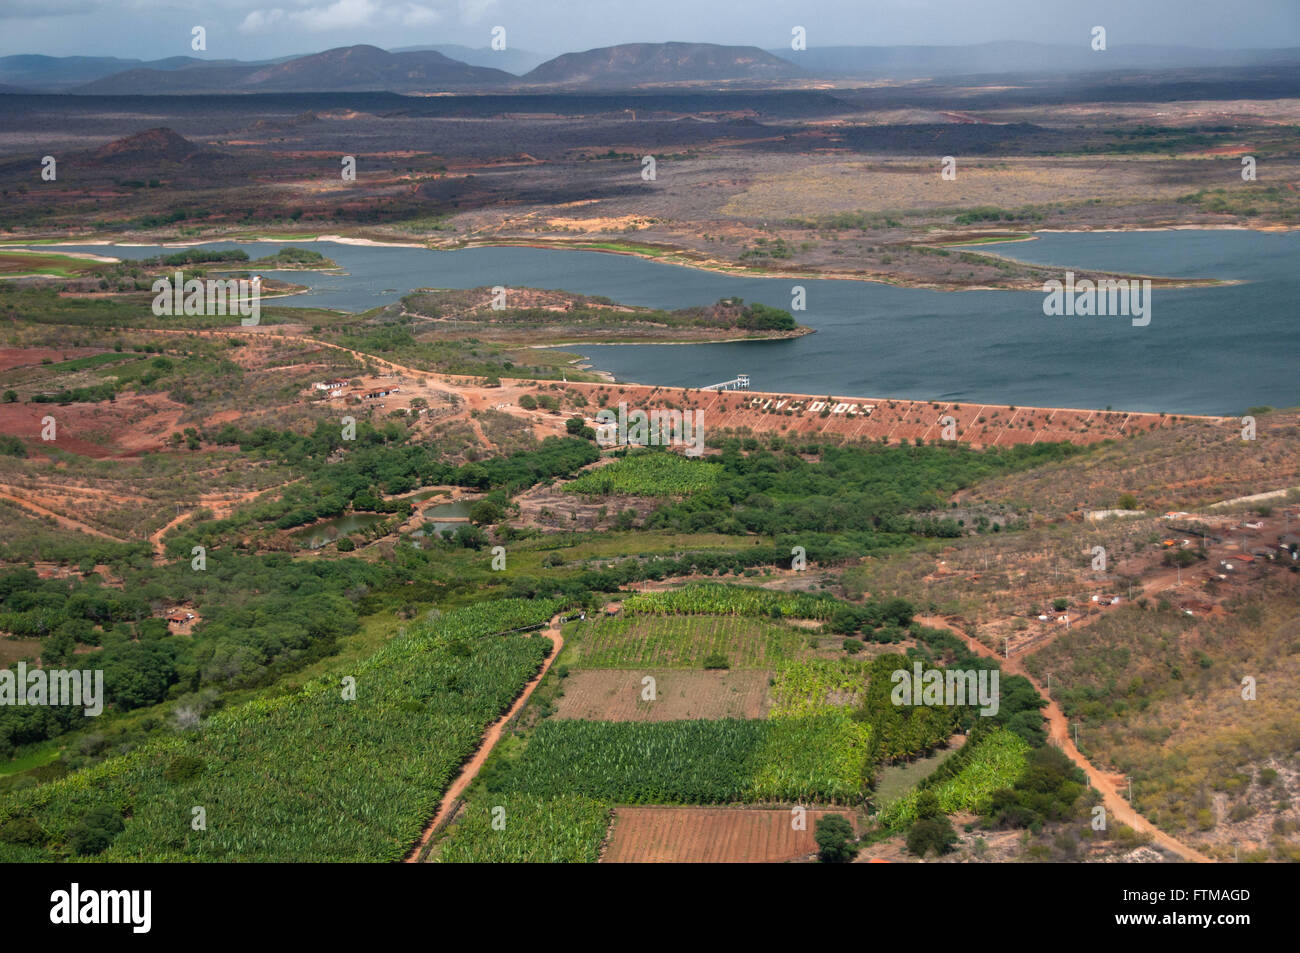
[622,583,841,620]
[0,599,559,862]
[488,715,870,805]
[436,794,612,863]
[563,452,721,497]
[571,613,805,669]
[769,659,869,718]
[875,728,1031,829]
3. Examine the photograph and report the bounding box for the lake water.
[293,512,386,549]
[425,500,472,519]
[49,230,1299,414]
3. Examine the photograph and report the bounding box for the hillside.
[73,45,514,94]
[524,42,804,87]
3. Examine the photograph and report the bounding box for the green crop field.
[621,582,841,620]
[768,658,870,718]
[563,452,721,496]
[436,794,612,863]
[568,613,807,668]
[876,728,1031,829]
[0,599,558,862]
[487,715,871,805]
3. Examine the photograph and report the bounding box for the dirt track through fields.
[916,614,1213,863]
[406,614,565,863]
[0,486,124,540]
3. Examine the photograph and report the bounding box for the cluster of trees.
[186,423,597,544]
[644,439,1080,539]
[0,555,381,758]
[828,598,915,639]
[856,655,965,764]
[142,249,249,267]
[908,622,1047,746]
[985,746,1089,829]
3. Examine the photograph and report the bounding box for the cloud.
[457,0,498,23]
[239,0,443,34]
[0,0,98,18]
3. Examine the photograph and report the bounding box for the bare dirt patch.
[553,669,771,721]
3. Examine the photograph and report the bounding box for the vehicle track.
[405,614,565,863]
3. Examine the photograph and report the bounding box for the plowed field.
[601,806,857,863]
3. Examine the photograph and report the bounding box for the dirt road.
[916,614,1213,863]
[405,614,566,863]
[0,486,124,541]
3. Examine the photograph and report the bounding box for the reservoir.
[46,230,1299,415]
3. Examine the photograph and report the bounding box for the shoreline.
[7,221,1292,290]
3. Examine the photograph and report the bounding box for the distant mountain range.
[765,41,1300,77]
[1,41,1298,94]
[390,44,547,75]
[522,42,802,86]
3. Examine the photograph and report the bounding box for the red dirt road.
[916,614,1212,863]
[407,615,565,863]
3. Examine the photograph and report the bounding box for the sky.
[1,0,1298,60]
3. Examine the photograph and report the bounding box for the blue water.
[46,230,1299,414]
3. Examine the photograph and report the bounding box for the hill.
[73,45,514,94]
[524,42,804,87]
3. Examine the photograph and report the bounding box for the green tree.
[815,814,858,862]
[906,816,958,857]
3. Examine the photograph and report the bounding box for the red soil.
[602,807,857,863]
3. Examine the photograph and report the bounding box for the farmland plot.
[552,669,772,720]
[602,807,857,863]
[0,599,560,862]
[437,795,612,864]
[570,613,805,668]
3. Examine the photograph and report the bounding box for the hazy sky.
[2,0,1298,60]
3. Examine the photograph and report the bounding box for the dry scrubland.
[1025,578,1300,862]
[2,81,1298,290]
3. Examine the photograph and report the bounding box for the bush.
[336,537,356,552]
[469,500,502,525]
[906,816,957,857]
[163,754,205,784]
[842,638,864,654]
[68,805,125,857]
[815,814,858,862]
[0,816,47,846]
[702,653,730,670]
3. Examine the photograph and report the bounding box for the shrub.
[163,754,205,784]
[0,816,47,847]
[906,816,957,857]
[68,805,126,857]
[814,814,858,862]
